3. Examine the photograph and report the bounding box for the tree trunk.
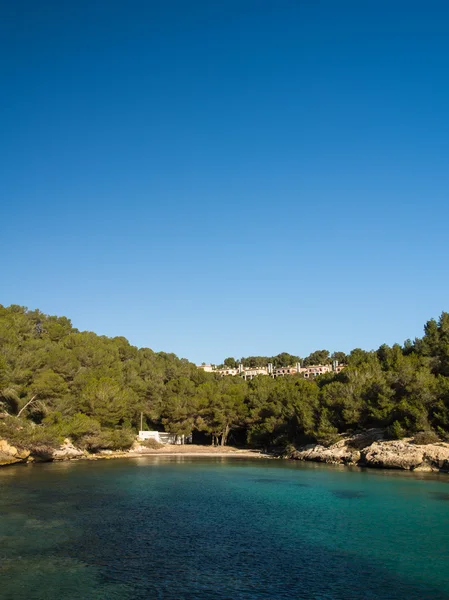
[221,424,230,446]
[17,395,37,418]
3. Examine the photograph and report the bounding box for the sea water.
[1,457,449,600]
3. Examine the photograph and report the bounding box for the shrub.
[387,420,406,440]
[140,438,163,450]
[0,416,61,449]
[104,428,135,450]
[414,430,440,445]
[314,408,340,447]
[437,427,449,442]
[79,428,135,452]
[281,443,297,457]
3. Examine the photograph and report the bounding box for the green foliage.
[315,408,340,446]
[387,420,407,440]
[2,304,449,452]
[239,353,301,368]
[303,350,331,366]
[223,357,238,368]
[79,377,135,427]
[197,377,248,445]
[413,430,440,445]
[79,429,135,452]
[43,412,102,442]
[331,351,347,364]
[0,416,62,450]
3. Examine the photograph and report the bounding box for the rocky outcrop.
[418,444,449,471]
[360,440,449,472]
[292,442,359,465]
[360,441,424,470]
[0,439,30,466]
[52,439,85,461]
[291,429,385,466]
[290,430,449,472]
[0,437,85,466]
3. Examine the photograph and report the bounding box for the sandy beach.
[92,445,271,461]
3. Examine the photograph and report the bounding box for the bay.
[1,457,449,600]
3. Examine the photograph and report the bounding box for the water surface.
[1,457,449,599]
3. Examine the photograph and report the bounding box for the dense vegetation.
[2,304,449,452]
[217,350,347,369]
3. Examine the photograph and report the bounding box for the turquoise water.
[1,458,449,600]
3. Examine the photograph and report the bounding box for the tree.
[331,351,347,364]
[79,378,135,427]
[224,357,238,368]
[161,377,198,440]
[303,350,331,366]
[2,303,449,453]
[198,378,247,445]
[272,352,301,367]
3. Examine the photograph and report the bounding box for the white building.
[197,364,215,373]
[301,364,332,378]
[197,361,344,380]
[138,431,185,444]
[239,367,269,380]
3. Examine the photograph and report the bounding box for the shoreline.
[85,448,272,461]
[3,431,449,474]
[0,441,272,467]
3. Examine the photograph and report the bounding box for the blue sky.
[1,1,449,364]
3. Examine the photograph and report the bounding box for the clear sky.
[1,1,449,364]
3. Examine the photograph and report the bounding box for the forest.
[1,304,449,452]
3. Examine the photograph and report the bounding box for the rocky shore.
[0,439,265,467]
[3,430,449,473]
[289,429,449,472]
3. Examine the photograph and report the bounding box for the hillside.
[2,305,449,460]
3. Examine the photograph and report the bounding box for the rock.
[0,451,21,466]
[361,441,425,470]
[52,439,84,461]
[360,440,449,471]
[292,443,360,465]
[16,448,31,460]
[421,444,449,472]
[0,439,18,457]
[0,439,30,466]
[129,442,155,454]
[30,447,55,462]
[130,441,145,452]
[290,432,449,473]
[345,428,385,450]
